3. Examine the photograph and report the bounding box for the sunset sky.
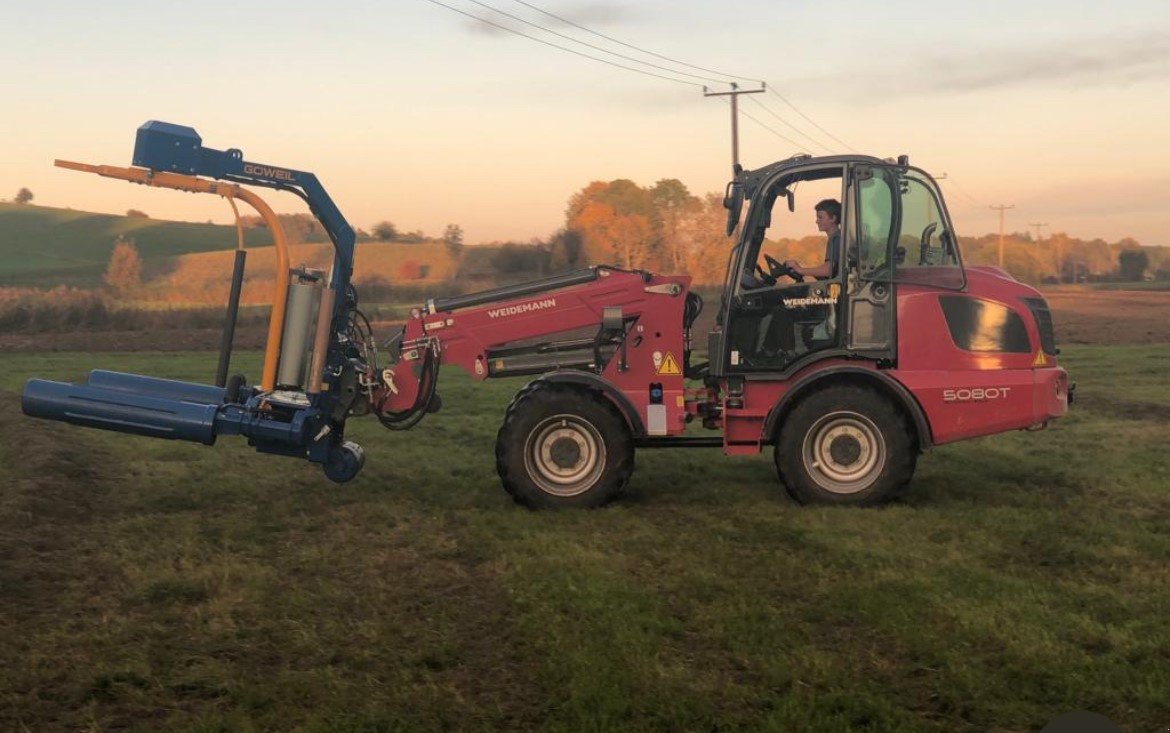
[2,0,1167,246]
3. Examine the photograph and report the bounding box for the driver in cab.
[740,198,841,364]
[786,199,840,280]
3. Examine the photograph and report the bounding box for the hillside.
[0,203,286,287]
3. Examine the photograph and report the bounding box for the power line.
[766,87,855,152]
[508,0,765,84]
[462,0,732,85]
[745,96,834,154]
[426,0,861,162]
[941,175,982,206]
[737,104,806,152]
[507,0,858,155]
[420,0,706,87]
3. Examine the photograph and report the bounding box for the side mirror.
[723,180,744,237]
[723,164,745,237]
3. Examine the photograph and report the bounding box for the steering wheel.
[754,262,777,286]
[763,253,805,283]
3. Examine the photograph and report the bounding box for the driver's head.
[815,199,841,233]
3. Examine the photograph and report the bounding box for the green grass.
[1,346,1167,731]
[0,202,278,287]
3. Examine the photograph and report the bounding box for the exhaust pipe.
[22,378,219,445]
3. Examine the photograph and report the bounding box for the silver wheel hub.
[524,414,606,497]
[802,411,886,494]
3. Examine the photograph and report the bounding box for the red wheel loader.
[22,124,1071,507]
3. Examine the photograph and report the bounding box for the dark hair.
[815,198,841,224]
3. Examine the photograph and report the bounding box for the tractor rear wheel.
[496,383,634,509]
[775,385,916,506]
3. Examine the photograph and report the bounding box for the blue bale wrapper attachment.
[22,122,368,482]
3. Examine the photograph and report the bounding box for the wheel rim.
[524,413,606,497]
[801,411,886,494]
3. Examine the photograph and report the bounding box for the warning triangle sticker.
[1032,350,1048,367]
[657,351,682,376]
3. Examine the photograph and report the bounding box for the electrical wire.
[462,0,732,85]
[509,0,764,84]
[737,105,806,152]
[420,0,707,87]
[940,175,983,206]
[425,0,862,160]
[505,0,855,155]
[766,87,857,153]
[745,96,835,155]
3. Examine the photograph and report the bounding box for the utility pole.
[990,204,1015,268]
[1029,220,1052,281]
[704,82,766,171]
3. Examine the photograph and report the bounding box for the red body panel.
[381,264,1067,454]
[382,269,692,435]
[893,268,1068,444]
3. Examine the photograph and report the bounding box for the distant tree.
[490,242,546,275]
[650,178,700,271]
[125,209,149,218]
[373,221,399,242]
[548,228,584,271]
[398,230,427,244]
[443,224,464,258]
[572,199,653,269]
[14,187,33,205]
[1118,248,1149,281]
[103,237,142,295]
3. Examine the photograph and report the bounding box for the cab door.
[846,164,900,357]
[847,163,966,358]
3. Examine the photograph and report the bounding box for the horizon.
[2,1,1168,246]
[4,198,1163,251]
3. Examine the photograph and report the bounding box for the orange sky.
[2,1,1167,246]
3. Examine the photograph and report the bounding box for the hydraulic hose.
[376,346,439,431]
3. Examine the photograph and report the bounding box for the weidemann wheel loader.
[22,122,1072,507]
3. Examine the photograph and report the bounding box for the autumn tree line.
[515,179,1170,285]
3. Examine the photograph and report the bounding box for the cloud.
[817,31,1170,99]
[921,33,1170,94]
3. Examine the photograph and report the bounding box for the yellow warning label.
[657,351,682,376]
[1032,350,1048,367]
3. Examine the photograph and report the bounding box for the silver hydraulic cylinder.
[278,269,324,389]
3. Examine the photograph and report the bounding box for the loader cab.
[710,156,965,378]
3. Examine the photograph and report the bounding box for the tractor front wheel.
[775,385,916,506]
[496,383,634,509]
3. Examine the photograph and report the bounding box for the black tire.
[774,385,916,506]
[496,382,634,509]
[323,441,365,484]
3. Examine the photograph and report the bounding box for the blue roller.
[85,370,228,405]
[22,379,219,445]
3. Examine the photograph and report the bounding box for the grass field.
[1,346,1167,732]
[0,203,279,288]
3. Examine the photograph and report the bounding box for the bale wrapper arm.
[22,121,370,481]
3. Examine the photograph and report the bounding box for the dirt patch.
[1041,288,1169,345]
[0,287,1164,352]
